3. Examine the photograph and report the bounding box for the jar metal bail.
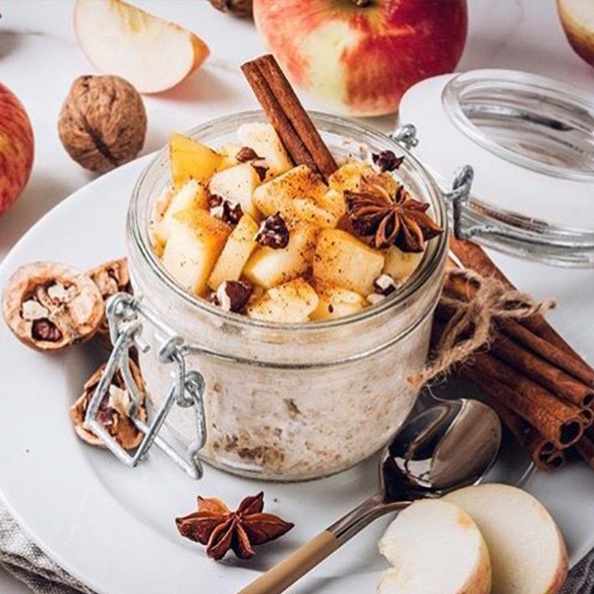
[85,292,207,480]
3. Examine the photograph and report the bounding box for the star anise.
[345,184,443,252]
[175,492,294,560]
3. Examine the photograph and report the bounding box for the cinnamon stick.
[485,396,566,471]
[450,237,594,383]
[460,354,584,448]
[443,267,594,388]
[241,55,337,180]
[576,429,594,468]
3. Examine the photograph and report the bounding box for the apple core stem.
[351,0,372,6]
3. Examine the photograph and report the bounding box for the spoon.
[237,397,502,594]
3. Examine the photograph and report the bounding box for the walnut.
[208,0,252,17]
[2,262,104,352]
[69,361,147,450]
[58,75,147,173]
[87,258,132,349]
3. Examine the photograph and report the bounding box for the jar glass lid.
[399,69,594,268]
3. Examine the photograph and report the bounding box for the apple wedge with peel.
[75,0,210,94]
[378,499,491,594]
[445,484,568,594]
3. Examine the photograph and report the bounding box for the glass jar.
[126,112,448,481]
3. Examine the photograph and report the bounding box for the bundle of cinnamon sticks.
[447,238,594,472]
[241,54,594,473]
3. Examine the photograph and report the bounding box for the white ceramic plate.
[1,157,594,594]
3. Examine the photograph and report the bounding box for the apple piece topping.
[213,280,254,313]
[371,150,404,173]
[255,213,290,249]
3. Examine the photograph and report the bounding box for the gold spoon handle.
[237,531,339,594]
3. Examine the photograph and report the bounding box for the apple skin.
[254,0,467,116]
[0,83,34,217]
[557,0,594,69]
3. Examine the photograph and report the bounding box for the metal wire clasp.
[85,292,207,480]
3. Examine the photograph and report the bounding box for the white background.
[0,0,593,591]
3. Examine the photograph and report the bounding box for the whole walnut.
[58,75,147,174]
[208,0,252,18]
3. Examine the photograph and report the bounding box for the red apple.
[0,83,34,217]
[253,0,467,116]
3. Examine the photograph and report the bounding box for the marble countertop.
[0,0,592,591]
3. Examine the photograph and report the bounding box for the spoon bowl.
[238,397,502,594]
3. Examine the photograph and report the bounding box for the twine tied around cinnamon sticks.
[412,268,556,387]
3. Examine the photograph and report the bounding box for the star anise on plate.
[344,184,443,252]
[175,492,294,560]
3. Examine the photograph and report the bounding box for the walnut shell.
[58,75,147,173]
[87,258,132,349]
[70,361,147,450]
[208,0,252,17]
[2,262,104,352]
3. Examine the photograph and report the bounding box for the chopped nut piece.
[255,213,290,249]
[213,280,253,313]
[87,258,132,348]
[176,492,293,560]
[373,273,398,296]
[366,293,385,305]
[372,150,404,173]
[2,262,104,352]
[236,146,261,162]
[251,159,269,182]
[208,192,244,226]
[69,361,146,450]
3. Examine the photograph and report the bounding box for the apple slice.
[162,208,231,296]
[208,214,259,290]
[313,229,384,296]
[74,0,209,94]
[378,499,491,594]
[243,224,317,289]
[170,134,224,189]
[444,484,568,594]
[209,163,263,220]
[246,278,319,323]
[237,123,292,175]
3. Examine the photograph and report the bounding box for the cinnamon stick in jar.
[241,55,338,180]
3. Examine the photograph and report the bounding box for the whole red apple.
[0,82,34,217]
[254,0,467,116]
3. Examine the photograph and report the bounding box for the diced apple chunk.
[253,165,328,225]
[318,188,346,220]
[243,224,317,289]
[170,133,223,189]
[162,209,231,296]
[383,246,424,284]
[247,278,319,323]
[313,229,385,296]
[237,123,292,175]
[208,214,259,290]
[310,281,367,321]
[209,163,262,220]
[328,161,397,195]
[217,144,242,170]
[152,180,208,246]
[292,198,340,229]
